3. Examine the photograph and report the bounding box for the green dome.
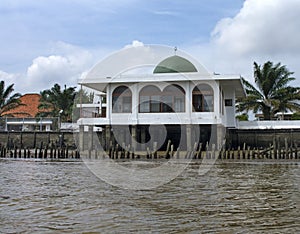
[153,55,198,74]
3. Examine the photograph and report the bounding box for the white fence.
[0,117,59,131]
[237,120,300,129]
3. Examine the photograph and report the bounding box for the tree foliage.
[237,61,300,120]
[74,88,94,104]
[291,112,300,120]
[37,84,77,122]
[236,113,248,121]
[0,80,22,117]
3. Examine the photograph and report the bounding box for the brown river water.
[0,159,299,233]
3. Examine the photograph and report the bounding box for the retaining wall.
[0,131,75,149]
[1,128,300,150]
[227,128,300,148]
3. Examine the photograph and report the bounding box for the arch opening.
[112,86,132,113]
[153,55,198,74]
[192,84,214,112]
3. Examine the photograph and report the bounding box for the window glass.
[139,84,185,113]
[161,95,173,112]
[140,96,150,113]
[174,96,184,112]
[112,86,132,113]
[162,84,185,113]
[123,96,132,112]
[151,95,161,112]
[192,84,214,112]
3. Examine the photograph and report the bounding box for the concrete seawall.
[1,128,300,150]
[227,128,300,148]
[1,130,300,161]
[0,131,75,149]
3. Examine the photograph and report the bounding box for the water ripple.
[0,159,299,233]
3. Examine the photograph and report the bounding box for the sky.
[0,0,300,94]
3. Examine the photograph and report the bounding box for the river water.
[0,159,299,233]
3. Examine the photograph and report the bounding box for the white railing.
[237,120,300,129]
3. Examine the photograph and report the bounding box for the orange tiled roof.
[3,93,42,117]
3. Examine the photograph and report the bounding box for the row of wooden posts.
[1,138,299,160]
[0,142,80,160]
[103,139,300,160]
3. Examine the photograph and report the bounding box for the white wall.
[223,85,236,127]
[108,80,224,126]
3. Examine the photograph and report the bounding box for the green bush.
[291,112,300,120]
[236,113,248,121]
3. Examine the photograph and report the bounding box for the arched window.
[192,84,214,112]
[162,85,185,112]
[112,86,132,113]
[139,85,161,113]
[139,84,185,113]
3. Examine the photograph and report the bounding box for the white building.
[78,46,245,151]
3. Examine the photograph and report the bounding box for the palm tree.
[272,86,300,119]
[0,80,22,117]
[237,61,300,120]
[37,84,77,122]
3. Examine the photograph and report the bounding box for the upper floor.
[78,46,245,127]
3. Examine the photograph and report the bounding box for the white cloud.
[152,11,179,16]
[0,70,22,92]
[187,0,300,86]
[0,42,94,94]
[25,49,92,93]
[0,70,19,82]
[27,55,72,83]
[124,40,144,48]
[212,0,300,57]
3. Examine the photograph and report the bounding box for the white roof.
[80,45,209,86]
[79,45,245,97]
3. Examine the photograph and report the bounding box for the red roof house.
[4,93,41,117]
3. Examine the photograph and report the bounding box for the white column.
[186,124,192,151]
[185,81,192,116]
[106,84,111,121]
[79,125,84,151]
[105,125,111,150]
[131,83,138,125]
[88,125,93,151]
[131,125,137,150]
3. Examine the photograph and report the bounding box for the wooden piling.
[50,147,53,159]
[115,144,119,159]
[153,142,158,159]
[131,147,135,159]
[94,148,98,159]
[284,138,288,159]
[53,147,57,159]
[165,140,171,159]
[57,148,61,158]
[13,147,17,158]
[295,143,298,159]
[174,147,180,159]
[211,144,216,159]
[18,147,21,158]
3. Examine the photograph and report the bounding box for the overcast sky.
[0,0,300,93]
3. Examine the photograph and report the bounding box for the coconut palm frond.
[37,83,77,122]
[238,61,300,120]
[0,81,22,117]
